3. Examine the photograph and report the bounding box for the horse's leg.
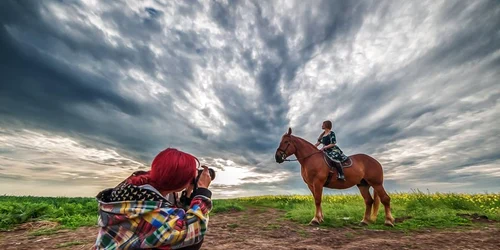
[372,184,395,227]
[309,181,324,225]
[357,185,373,225]
[306,183,318,225]
[371,189,381,222]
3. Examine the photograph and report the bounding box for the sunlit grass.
[0,196,97,230]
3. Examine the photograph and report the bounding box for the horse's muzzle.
[275,152,285,163]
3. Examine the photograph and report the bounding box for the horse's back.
[349,153,382,165]
[349,153,384,185]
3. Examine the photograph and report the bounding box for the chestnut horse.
[275,128,395,227]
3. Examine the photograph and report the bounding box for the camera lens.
[198,168,216,180]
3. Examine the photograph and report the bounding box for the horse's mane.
[291,135,320,152]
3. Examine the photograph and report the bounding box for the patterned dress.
[318,131,348,162]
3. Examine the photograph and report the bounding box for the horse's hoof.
[384,221,395,227]
[309,220,320,226]
[359,221,369,226]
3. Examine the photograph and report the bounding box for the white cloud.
[0,128,145,186]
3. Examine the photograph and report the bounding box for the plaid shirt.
[93,183,212,249]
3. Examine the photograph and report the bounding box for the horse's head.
[275,127,296,163]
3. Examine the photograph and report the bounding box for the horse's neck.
[293,136,319,159]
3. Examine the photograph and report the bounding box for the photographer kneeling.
[93,148,213,250]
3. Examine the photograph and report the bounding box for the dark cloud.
[0,26,162,162]
[304,1,500,157]
[0,1,202,162]
[0,173,28,181]
[240,176,262,182]
[26,167,56,172]
[210,0,238,31]
[0,28,141,116]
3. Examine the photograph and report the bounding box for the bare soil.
[0,208,498,250]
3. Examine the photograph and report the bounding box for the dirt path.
[0,208,498,249]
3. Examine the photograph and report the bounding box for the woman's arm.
[315,132,325,147]
[155,167,213,248]
[322,143,336,149]
[151,188,213,249]
[172,188,212,248]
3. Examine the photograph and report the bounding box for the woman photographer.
[93,148,212,250]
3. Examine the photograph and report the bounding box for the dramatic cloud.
[0,0,499,197]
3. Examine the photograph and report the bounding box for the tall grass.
[0,196,97,230]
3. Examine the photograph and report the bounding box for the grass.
[227,223,239,229]
[28,227,61,237]
[265,223,281,230]
[0,196,97,230]
[296,228,309,237]
[211,200,245,214]
[345,232,355,239]
[1,191,499,231]
[55,241,84,248]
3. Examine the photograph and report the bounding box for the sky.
[0,0,499,198]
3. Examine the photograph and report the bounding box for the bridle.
[277,137,323,162]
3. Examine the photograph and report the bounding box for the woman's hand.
[197,166,212,189]
[185,183,195,197]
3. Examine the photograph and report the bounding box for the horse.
[275,128,395,227]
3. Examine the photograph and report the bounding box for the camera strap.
[191,169,203,199]
[179,169,206,207]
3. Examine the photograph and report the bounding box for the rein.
[278,137,323,162]
[283,151,322,161]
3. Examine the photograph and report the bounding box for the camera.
[195,167,216,183]
[179,167,216,208]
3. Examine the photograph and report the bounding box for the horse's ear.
[287,127,292,135]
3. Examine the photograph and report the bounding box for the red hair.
[127,148,198,191]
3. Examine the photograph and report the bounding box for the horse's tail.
[371,189,381,222]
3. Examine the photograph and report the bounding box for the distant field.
[1,192,499,231]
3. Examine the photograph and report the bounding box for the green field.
[1,192,499,232]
